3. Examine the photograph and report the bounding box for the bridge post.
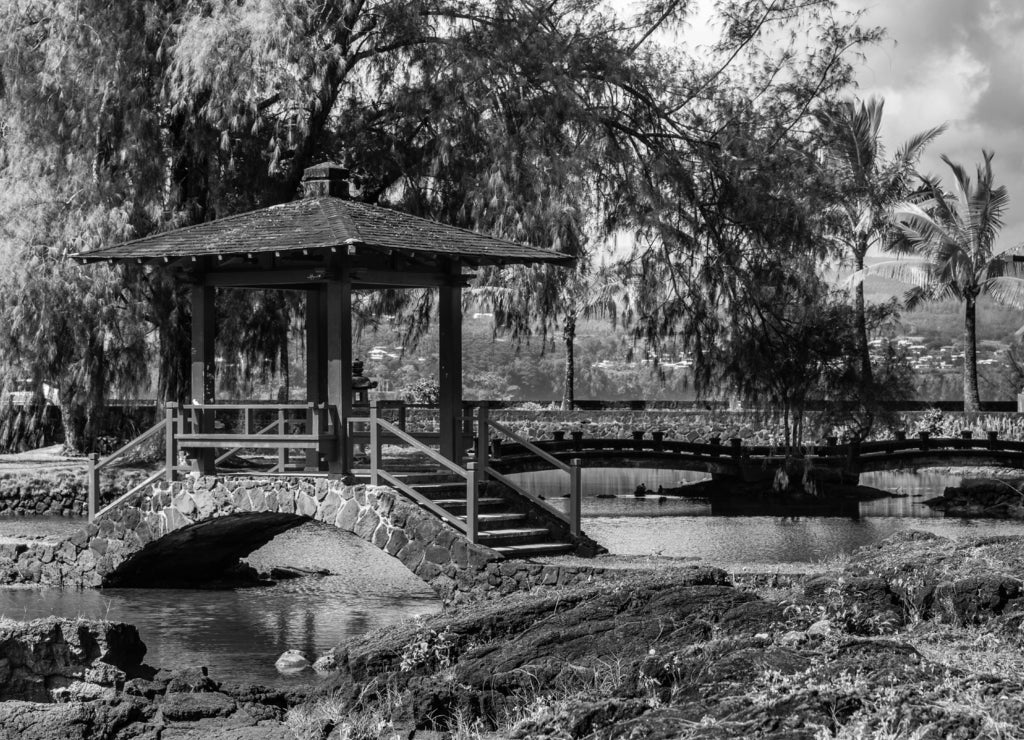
[569,458,582,537]
[571,430,583,451]
[369,400,380,486]
[87,453,99,522]
[895,430,907,442]
[553,430,566,442]
[730,438,742,458]
[988,430,999,450]
[652,430,665,451]
[475,402,490,492]
[708,437,720,457]
[465,461,478,544]
[164,403,178,482]
[918,431,930,451]
[959,429,972,449]
[632,430,644,451]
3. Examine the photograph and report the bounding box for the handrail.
[366,401,478,542]
[485,467,574,523]
[88,417,169,520]
[374,417,469,478]
[479,403,581,536]
[94,467,167,520]
[488,419,570,473]
[377,469,469,534]
[93,419,167,473]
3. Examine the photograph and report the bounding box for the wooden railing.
[356,401,476,541]
[474,402,582,537]
[88,401,335,522]
[87,417,177,521]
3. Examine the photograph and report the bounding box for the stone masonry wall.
[0,469,148,518]
[0,476,602,602]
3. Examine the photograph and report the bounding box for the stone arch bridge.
[24,476,600,601]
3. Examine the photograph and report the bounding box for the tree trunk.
[59,382,86,453]
[964,293,981,412]
[854,246,873,386]
[562,316,576,411]
[82,340,107,451]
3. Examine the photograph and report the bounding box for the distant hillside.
[838,257,1024,345]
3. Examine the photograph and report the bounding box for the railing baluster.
[569,458,582,537]
[369,400,381,486]
[165,403,178,482]
[88,453,99,522]
[466,461,478,545]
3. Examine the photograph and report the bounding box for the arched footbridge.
[485,430,1024,482]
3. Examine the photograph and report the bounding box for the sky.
[839,0,1024,250]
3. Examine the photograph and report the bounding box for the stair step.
[433,497,506,510]
[463,512,526,524]
[492,542,577,558]
[477,527,553,546]
[412,482,471,496]
[393,472,466,485]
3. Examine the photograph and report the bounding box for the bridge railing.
[356,401,477,542]
[86,411,190,522]
[474,402,582,537]
[174,401,333,474]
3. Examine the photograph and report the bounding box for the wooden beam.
[203,268,329,287]
[325,262,353,475]
[438,263,463,462]
[190,284,216,473]
[350,269,470,289]
[305,287,327,470]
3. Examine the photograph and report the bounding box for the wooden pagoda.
[76,164,572,476]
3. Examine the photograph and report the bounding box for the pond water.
[506,468,1024,564]
[1,466,1021,686]
[0,522,439,688]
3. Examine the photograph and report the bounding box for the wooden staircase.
[355,455,577,558]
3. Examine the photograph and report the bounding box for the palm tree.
[881,151,1024,412]
[815,97,945,384]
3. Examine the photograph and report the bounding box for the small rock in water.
[274,649,310,673]
[312,653,337,674]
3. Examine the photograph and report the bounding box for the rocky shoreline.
[7,530,1024,738]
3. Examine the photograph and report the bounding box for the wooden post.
[277,408,288,472]
[190,284,216,474]
[569,458,582,537]
[438,271,463,462]
[305,288,326,471]
[326,270,353,475]
[397,402,407,432]
[87,453,99,521]
[465,461,478,545]
[369,400,381,486]
[475,402,490,492]
[165,403,178,482]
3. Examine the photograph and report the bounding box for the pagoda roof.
[74,196,572,268]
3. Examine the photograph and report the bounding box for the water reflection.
[0,523,440,687]
[509,467,1024,563]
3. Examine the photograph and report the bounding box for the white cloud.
[842,0,1024,248]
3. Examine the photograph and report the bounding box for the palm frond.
[861,259,933,287]
[895,123,947,166]
[984,276,1024,310]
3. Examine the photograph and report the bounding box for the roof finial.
[301,163,349,199]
